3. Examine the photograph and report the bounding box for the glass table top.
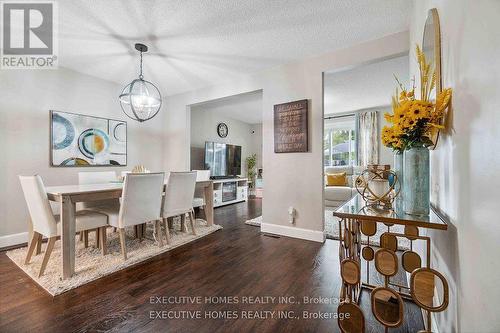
[333,195,448,230]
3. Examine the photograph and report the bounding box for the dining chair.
[95,173,165,260]
[162,171,197,243]
[78,171,120,245]
[19,175,109,277]
[192,170,211,220]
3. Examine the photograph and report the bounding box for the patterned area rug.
[6,219,222,296]
[245,211,410,249]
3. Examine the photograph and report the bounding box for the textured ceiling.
[58,0,411,96]
[324,54,409,114]
[191,91,263,124]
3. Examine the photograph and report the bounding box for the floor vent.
[262,233,280,239]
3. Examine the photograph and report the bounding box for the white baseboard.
[260,223,325,243]
[0,232,28,249]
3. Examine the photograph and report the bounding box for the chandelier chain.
[139,51,144,80]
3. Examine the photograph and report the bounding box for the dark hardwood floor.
[0,199,422,332]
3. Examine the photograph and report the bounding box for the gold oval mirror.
[423,8,443,149]
[341,259,361,286]
[362,246,374,261]
[402,250,422,273]
[380,232,398,252]
[361,221,376,236]
[404,225,419,240]
[338,302,365,333]
[375,248,398,277]
[410,268,449,312]
[371,287,404,328]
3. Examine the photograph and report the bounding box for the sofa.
[324,165,363,209]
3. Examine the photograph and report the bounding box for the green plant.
[246,154,257,187]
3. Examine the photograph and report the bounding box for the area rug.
[245,211,409,249]
[6,219,222,296]
[244,216,262,227]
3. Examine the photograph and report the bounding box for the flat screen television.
[204,142,241,178]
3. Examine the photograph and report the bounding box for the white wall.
[163,31,409,242]
[189,108,262,176]
[411,1,500,332]
[0,68,164,246]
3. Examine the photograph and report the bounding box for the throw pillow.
[326,172,347,186]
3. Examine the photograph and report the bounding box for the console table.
[212,178,248,207]
[332,195,448,333]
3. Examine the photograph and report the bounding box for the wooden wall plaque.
[274,99,308,153]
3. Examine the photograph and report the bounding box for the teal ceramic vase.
[393,152,404,204]
[403,146,430,216]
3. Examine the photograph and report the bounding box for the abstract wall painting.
[50,111,127,167]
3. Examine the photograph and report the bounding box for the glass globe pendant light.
[119,43,162,122]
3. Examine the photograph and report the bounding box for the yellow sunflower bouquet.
[382,45,452,152]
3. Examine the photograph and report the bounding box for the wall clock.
[217,122,228,138]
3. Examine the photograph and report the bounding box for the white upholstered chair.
[78,171,120,245]
[192,170,210,219]
[95,173,165,259]
[162,172,197,242]
[19,175,108,277]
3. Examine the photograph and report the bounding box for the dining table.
[36,180,214,279]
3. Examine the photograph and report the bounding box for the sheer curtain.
[357,111,378,166]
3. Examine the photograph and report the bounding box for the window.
[324,115,357,166]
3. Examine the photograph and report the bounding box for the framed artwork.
[50,110,127,167]
[274,99,308,153]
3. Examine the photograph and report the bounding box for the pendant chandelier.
[119,43,162,122]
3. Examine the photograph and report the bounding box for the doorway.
[322,54,409,238]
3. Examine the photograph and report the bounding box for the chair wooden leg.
[137,224,144,241]
[134,225,139,239]
[83,230,89,248]
[25,232,41,264]
[189,211,196,236]
[168,217,174,229]
[118,228,127,260]
[35,234,42,255]
[163,218,171,245]
[99,227,107,255]
[79,231,84,242]
[181,214,187,233]
[38,237,56,277]
[200,205,206,221]
[139,223,146,242]
[155,220,164,247]
[95,229,101,248]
